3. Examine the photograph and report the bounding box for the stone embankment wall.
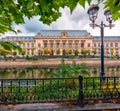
[0,59,119,68]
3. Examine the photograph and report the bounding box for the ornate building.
[1,30,120,56]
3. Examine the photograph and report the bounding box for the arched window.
[81,43,84,48]
[63,43,66,48]
[44,43,47,48]
[38,43,41,47]
[56,43,60,48]
[50,43,53,48]
[69,43,72,48]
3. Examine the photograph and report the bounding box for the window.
[69,43,72,48]
[50,43,53,48]
[106,43,108,47]
[63,43,66,48]
[81,42,84,48]
[87,43,90,47]
[27,43,29,47]
[27,49,29,55]
[94,43,96,47]
[56,43,60,48]
[44,43,47,48]
[75,43,78,48]
[111,43,113,47]
[23,43,25,47]
[38,43,41,47]
[32,43,34,47]
[115,43,118,47]
[98,43,100,47]
[32,51,34,55]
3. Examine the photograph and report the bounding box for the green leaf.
[26,0,34,10]
[79,0,86,8]
[68,0,79,13]
[86,0,92,5]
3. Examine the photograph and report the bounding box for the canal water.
[0,65,120,79]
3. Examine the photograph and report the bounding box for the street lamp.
[87,4,114,80]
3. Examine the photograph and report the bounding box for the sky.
[3,1,120,37]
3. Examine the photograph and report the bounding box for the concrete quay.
[0,58,120,68]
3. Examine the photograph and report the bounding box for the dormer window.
[62,31,67,37]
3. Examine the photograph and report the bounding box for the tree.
[0,41,22,52]
[92,49,97,57]
[12,51,17,56]
[56,49,61,55]
[0,0,119,34]
[44,48,52,55]
[65,49,71,55]
[38,50,43,56]
[110,48,115,58]
[81,48,89,57]
[18,41,24,47]
[73,49,79,56]
[21,49,26,57]
[0,48,10,58]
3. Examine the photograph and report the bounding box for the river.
[0,65,120,79]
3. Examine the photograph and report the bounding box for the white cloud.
[4,1,120,36]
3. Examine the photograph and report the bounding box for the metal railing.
[0,76,120,105]
[78,76,120,106]
[0,78,78,104]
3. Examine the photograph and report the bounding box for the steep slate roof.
[2,36,35,41]
[2,30,120,41]
[39,30,88,37]
[93,36,120,41]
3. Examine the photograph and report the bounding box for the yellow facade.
[1,30,120,57]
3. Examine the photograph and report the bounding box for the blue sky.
[3,1,120,37]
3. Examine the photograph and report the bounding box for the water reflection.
[0,66,120,79]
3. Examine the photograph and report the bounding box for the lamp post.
[87,4,114,80]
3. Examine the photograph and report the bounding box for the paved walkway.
[0,103,120,111]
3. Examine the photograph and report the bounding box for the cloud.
[23,16,51,33]
[4,1,120,36]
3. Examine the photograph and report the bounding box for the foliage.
[21,49,26,56]
[110,48,115,58]
[0,0,119,33]
[18,41,24,46]
[0,41,22,52]
[44,48,52,55]
[0,48,10,56]
[65,49,71,55]
[81,48,89,57]
[105,0,120,21]
[0,79,78,103]
[56,49,61,55]
[38,50,43,56]
[73,49,79,56]
[92,49,97,56]
[52,58,88,77]
[0,41,22,59]
[12,51,17,56]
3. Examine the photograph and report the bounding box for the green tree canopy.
[0,41,22,52]
[0,0,119,34]
[81,48,89,57]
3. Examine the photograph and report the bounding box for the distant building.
[1,30,120,56]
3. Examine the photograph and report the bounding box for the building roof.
[93,36,120,41]
[39,30,88,37]
[1,30,120,41]
[2,36,35,41]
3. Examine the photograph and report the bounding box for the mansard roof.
[2,36,35,41]
[1,30,120,41]
[93,36,120,41]
[39,30,88,37]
